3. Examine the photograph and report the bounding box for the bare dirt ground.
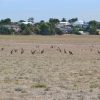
[0,35,100,100]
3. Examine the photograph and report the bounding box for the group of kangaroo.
[1,45,100,55]
[0,45,73,55]
[9,48,44,55]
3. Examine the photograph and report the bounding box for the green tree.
[40,20,45,23]
[34,27,40,35]
[47,22,55,35]
[28,17,34,23]
[27,23,34,34]
[20,24,27,30]
[55,28,65,35]
[71,26,81,35]
[68,17,78,23]
[61,18,67,22]
[34,22,55,35]
[19,20,25,22]
[49,18,60,24]
[4,18,11,24]
[0,18,11,25]
[0,26,12,35]
[39,22,51,35]
[89,20,98,35]
[21,27,31,35]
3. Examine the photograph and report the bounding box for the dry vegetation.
[0,35,100,100]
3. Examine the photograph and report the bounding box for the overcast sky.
[0,0,100,22]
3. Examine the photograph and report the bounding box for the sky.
[0,0,100,23]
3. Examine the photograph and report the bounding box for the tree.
[21,27,31,35]
[49,18,60,24]
[28,17,34,23]
[20,24,27,30]
[68,17,78,23]
[89,20,98,35]
[0,18,11,25]
[55,28,65,35]
[4,18,11,24]
[0,26,12,35]
[34,22,55,35]
[34,27,40,35]
[47,22,55,35]
[39,22,51,35]
[40,20,45,23]
[19,20,25,22]
[61,18,67,22]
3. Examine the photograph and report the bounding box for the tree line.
[0,17,99,35]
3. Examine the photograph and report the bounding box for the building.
[72,20,85,27]
[3,25,21,32]
[82,23,89,29]
[97,29,100,34]
[18,21,33,25]
[56,22,71,28]
[98,22,100,29]
[60,26,73,33]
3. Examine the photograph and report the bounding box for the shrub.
[55,28,65,35]
[15,87,23,91]
[31,84,46,88]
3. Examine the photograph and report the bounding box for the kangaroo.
[14,49,18,52]
[64,49,67,54]
[31,50,36,55]
[69,51,73,55]
[21,50,24,54]
[41,50,44,54]
[10,50,13,54]
[1,48,4,50]
[98,50,100,54]
[50,46,53,48]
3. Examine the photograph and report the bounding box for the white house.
[72,20,89,29]
[56,22,71,28]
[18,21,33,25]
[72,20,85,27]
[3,25,21,32]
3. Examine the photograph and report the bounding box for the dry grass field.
[0,35,100,100]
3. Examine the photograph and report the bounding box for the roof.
[22,22,33,24]
[60,21,71,25]
[73,20,85,26]
[3,25,20,28]
[18,21,33,25]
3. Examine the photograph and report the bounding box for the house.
[97,29,100,34]
[60,26,73,33]
[3,25,21,32]
[98,22,100,29]
[72,20,85,27]
[82,23,89,29]
[56,21,71,28]
[18,21,33,25]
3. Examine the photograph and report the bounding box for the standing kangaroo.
[69,51,73,55]
[64,49,67,54]
[21,50,24,54]
[41,50,44,54]
[10,50,13,54]
[31,50,36,55]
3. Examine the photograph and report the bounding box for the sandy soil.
[0,35,100,100]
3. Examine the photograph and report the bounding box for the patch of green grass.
[31,84,46,88]
[89,88,93,92]
[90,83,100,88]
[15,87,23,91]
[45,87,50,91]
